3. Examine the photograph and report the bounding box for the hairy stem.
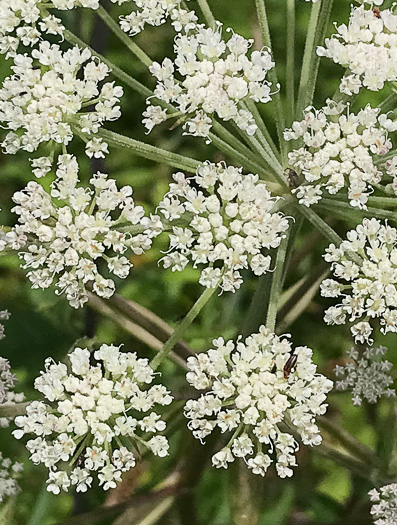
[93,127,201,172]
[97,5,153,68]
[296,0,322,117]
[286,0,295,125]
[254,0,286,160]
[150,286,217,371]
[266,230,291,332]
[197,0,216,27]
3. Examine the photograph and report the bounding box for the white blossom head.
[144,23,274,140]
[321,218,397,344]
[0,42,123,159]
[158,162,289,293]
[0,310,9,341]
[334,346,395,406]
[13,344,173,494]
[284,101,396,208]
[3,154,162,308]
[0,452,23,503]
[184,327,333,478]
[0,1,102,58]
[116,0,197,36]
[0,355,25,428]
[317,2,397,94]
[369,484,397,525]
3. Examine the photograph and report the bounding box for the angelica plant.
[0,0,396,523]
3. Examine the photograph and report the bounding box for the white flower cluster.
[0,42,122,159]
[0,310,9,341]
[317,3,397,94]
[144,23,274,139]
[158,162,289,293]
[0,1,101,58]
[3,155,161,308]
[321,218,397,344]
[0,357,17,405]
[184,327,333,478]
[0,357,25,428]
[0,452,23,503]
[284,101,396,208]
[334,346,395,406]
[14,344,173,494]
[114,0,197,36]
[369,484,397,525]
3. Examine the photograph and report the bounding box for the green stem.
[234,127,286,185]
[266,230,290,332]
[318,416,380,468]
[63,29,152,98]
[209,131,275,181]
[211,120,270,168]
[379,92,397,113]
[96,5,153,68]
[93,127,201,172]
[286,0,295,125]
[316,200,394,222]
[254,0,286,160]
[197,0,216,27]
[294,202,342,245]
[242,100,280,160]
[150,286,217,371]
[297,0,332,117]
[317,445,378,483]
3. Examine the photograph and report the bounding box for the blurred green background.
[0,0,396,523]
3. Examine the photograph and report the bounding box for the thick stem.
[316,199,393,222]
[150,286,217,371]
[318,416,380,468]
[209,131,275,181]
[87,294,188,370]
[294,202,342,245]
[197,0,216,27]
[211,120,272,171]
[286,0,295,125]
[90,292,194,360]
[96,5,153,68]
[297,0,324,117]
[93,127,201,172]
[254,0,286,160]
[266,231,290,332]
[242,100,281,161]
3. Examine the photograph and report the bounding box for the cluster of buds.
[334,346,395,406]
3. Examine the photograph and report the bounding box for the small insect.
[76,449,87,468]
[373,7,381,18]
[285,168,300,189]
[283,351,298,379]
